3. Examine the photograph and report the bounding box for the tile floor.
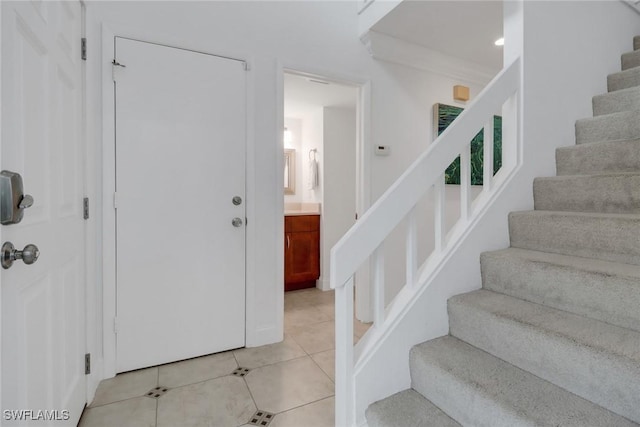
[79,288,371,427]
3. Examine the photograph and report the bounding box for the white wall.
[321,107,357,291]
[83,0,512,387]
[301,109,324,205]
[353,1,640,424]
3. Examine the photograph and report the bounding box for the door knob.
[231,217,244,227]
[1,242,40,269]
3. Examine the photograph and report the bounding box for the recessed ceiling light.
[494,37,504,46]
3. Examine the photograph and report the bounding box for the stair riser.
[608,68,640,92]
[448,301,640,423]
[533,175,640,214]
[622,50,640,71]
[481,252,640,332]
[556,139,640,175]
[576,112,640,144]
[509,212,640,265]
[593,87,640,115]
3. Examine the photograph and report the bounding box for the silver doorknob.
[232,217,244,227]
[1,241,40,269]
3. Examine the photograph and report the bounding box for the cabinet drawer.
[285,215,320,232]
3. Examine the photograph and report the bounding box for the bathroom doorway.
[281,70,372,322]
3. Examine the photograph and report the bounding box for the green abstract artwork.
[434,103,502,185]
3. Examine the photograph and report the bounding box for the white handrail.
[331,57,521,427]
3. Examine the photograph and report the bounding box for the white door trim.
[276,62,373,322]
[100,24,254,378]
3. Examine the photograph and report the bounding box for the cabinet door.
[285,230,320,285]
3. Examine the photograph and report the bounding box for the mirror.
[284,149,296,195]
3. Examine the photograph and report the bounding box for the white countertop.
[284,202,321,216]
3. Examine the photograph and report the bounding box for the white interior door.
[114,38,246,373]
[1,1,86,425]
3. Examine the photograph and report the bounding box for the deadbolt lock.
[232,196,242,206]
[0,170,34,225]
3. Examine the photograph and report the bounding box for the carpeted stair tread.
[366,389,461,427]
[622,49,640,71]
[556,138,640,175]
[533,172,640,214]
[481,248,640,332]
[592,85,640,115]
[410,336,638,427]
[576,110,640,144]
[449,289,640,422]
[509,210,640,265]
[608,66,640,92]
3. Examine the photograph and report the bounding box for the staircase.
[366,36,640,427]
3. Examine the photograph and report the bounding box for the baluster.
[460,143,471,221]
[484,119,494,192]
[335,277,354,426]
[372,244,385,326]
[406,208,417,289]
[434,174,446,252]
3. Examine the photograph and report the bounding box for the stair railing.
[331,57,522,427]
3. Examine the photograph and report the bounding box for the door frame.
[277,63,373,322]
[101,24,254,378]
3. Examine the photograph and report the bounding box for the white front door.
[1,1,86,425]
[114,38,247,373]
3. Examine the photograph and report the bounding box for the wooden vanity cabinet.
[284,215,320,291]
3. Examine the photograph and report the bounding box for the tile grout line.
[272,395,336,416]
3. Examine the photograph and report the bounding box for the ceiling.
[372,0,503,71]
[284,73,357,119]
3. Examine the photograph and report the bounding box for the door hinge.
[83,197,89,220]
[81,38,87,61]
[113,192,118,209]
[112,59,126,81]
[85,353,91,375]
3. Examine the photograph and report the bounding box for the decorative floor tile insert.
[144,386,169,399]
[248,410,275,426]
[232,367,251,377]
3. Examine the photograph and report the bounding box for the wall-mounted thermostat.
[375,145,390,156]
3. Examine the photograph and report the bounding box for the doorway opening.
[282,70,372,323]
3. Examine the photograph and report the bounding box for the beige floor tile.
[288,320,335,354]
[354,318,372,338]
[310,350,334,382]
[284,288,334,310]
[158,350,237,388]
[270,397,335,427]
[244,357,334,414]
[284,305,333,333]
[80,397,156,427]
[315,301,335,319]
[90,367,158,407]
[157,375,255,427]
[234,336,306,369]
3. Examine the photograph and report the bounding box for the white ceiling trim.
[364,30,498,86]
